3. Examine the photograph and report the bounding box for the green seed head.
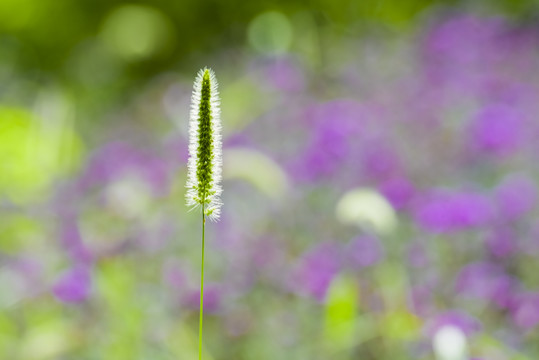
[186,68,222,220]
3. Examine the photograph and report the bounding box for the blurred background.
[2,0,539,359]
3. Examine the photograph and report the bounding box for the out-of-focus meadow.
[2,0,539,359]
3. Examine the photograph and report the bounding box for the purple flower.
[185,284,222,313]
[379,176,416,210]
[425,16,502,67]
[60,215,93,264]
[484,227,516,258]
[455,262,516,308]
[346,235,384,268]
[424,310,481,338]
[423,15,505,89]
[494,173,537,221]
[52,266,92,303]
[295,100,364,181]
[414,189,494,233]
[360,140,402,182]
[263,58,305,92]
[468,104,524,156]
[510,292,539,331]
[79,141,169,196]
[293,242,341,302]
[479,77,535,108]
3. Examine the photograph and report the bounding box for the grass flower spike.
[186,67,223,221]
[186,67,222,360]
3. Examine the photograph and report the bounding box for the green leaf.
[0,105,83,203]
[324,275,359,353]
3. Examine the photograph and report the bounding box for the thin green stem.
[198,204,206,360]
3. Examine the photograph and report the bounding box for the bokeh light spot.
[223,147,289,201]
[220,78,267,132]
[247,11,293,55]
[433,325,468,360]
[100,5,175,61]
[336,188,397,235]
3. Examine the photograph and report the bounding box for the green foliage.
[0,314,17,358]
[96,261,144,359]
[0,215,44,253]
[0,106,83,203]
[324,275,359,355]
